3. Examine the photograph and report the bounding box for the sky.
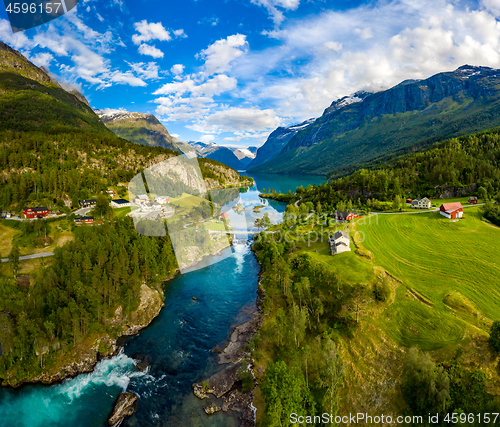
[2,0,500,147]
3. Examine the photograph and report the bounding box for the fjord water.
[0,174,324,427]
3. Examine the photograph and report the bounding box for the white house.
[110,199,131,208]
[134,194,150,204]
[411,197,432,209]
[155,196,170,204]
[329,230,351,255]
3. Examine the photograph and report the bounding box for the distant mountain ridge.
[95,109,192,153]
[249,65,500,176]
[247,118,315,170]
[188,141,257,170]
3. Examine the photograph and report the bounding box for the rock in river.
[108,392,138,426]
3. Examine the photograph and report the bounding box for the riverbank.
[1,280,168,388]
[192,283,264,427]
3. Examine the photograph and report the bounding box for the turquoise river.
[0,173,325,427]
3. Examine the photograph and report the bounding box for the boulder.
[204,403,221,415]
[108,392,138,426]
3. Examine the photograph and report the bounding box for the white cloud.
[190,107,282,133]
[138,44,164,58]
[132,20,171,45]
[323,41,342,52]
[197,34,248,75]
[128,62,160,80]
[200,135,215,143]
[154,74,237,96]
[354,27,373,39]
[109,71,147,86]
[171,64,185,75]
[173,29,187,38]
[30,52,54,68]
[251,0,301,25]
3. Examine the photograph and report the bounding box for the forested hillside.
[0,218,177,385]
[290,128,500,211]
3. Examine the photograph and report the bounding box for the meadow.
[357,208,500,350]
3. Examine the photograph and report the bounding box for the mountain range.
[188,141,257,170]
[248,65,500,177]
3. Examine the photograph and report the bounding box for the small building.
[106,189,114,197]
[329,230,351,255]
[79,199,96,208]
[220,212,229,220]
[411,197,432,209]
[23,207,50,219]
[110,199,131,208]
[406,198,412,204]
[334,211,357,222]
[155,196,170,204]
[134,195,150,204]
[439,202,464,219]
[74,216,94,225]
[468,196,478,204]
[0,211,10,218]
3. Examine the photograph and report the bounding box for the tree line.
[0,217,177,384]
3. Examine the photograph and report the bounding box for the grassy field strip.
[357,209,500,350]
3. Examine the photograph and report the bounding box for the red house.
[74,216,94,225]
[439,202,463,219]
[23,207,49,219]
[335,211,358,222]
[220,212,229,220]
[468,196,478,204]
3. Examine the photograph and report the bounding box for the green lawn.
[294,224,375,285]
[357,209,500,350]
[170,193,207,209]
[112,206,131,219]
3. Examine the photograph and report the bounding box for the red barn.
[23,207,49,219]
[439,202,463,219]
[468,196,478,204]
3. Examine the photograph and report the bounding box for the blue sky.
[1,0,500,147]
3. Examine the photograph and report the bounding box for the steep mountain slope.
[250,66,500,176]
[247,119,315,170]
[0,41,108,135]
[95,109,184,153]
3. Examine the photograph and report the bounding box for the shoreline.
[0,276,176,389]
[192,243,264,427]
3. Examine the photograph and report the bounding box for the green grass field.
[357,208,500,350]
[112,207,131,219]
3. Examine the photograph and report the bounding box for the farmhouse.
[110,199,131,208]
[439,202,463,219]
[329,230,351,255]
[79,199,96,208]
[411,197,432,209]
[23,207,49,219]
[74,216,94,225]
[334,211,357,222]
[134,195,150,204]
[155,196,170,204]
[468,196,478,204]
